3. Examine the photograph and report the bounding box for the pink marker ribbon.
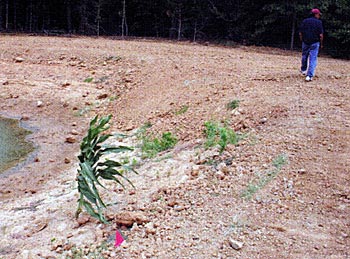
[115,230,125,247]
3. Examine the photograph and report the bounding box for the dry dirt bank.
[0,35,349,258]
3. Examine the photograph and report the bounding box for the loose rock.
[97,93,108,99]
[65,137,76,144]
[229,239,244,250]
[15,57,25,63]
[37,101,43,107]
[115,211,150,227]
[64,158,71,164]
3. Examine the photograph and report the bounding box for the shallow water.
[0,117,34,174]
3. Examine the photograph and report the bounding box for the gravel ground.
[0,35,349,259]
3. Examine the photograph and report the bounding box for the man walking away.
[299,8,324,82]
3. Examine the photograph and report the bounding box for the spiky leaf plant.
[75,115,135,223]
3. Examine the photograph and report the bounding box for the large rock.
[114,211,150,227]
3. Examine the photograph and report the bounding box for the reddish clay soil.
[0,35,349,258]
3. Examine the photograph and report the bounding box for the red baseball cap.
[311,8,321,15]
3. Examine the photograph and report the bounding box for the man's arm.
[299,20,305,42]
[319,20,324,48]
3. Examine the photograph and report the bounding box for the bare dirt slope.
[0,35,349,258]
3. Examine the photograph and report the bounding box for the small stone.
[260,117,268,124]
[298,169,306,174]
[218,163,229,175]
[65,137,76,143]
[229,239,244,250]
[76,215,90,226]
[34,157,40,162]
[174,205,187,212]
[21,115,30,121]
[97,93,108,99]
[15,57,25,63]
[167,198,178,207]
[341,232,348,238]
[115,211,150,227]
[121,242,129,249]
[190,165,200,177]
[71,129,79,135]
[37,101,43,107]
[145,222,156,235]
[233,110,241,116]
[215,171,225,180]
[64,158,71,164]
[51,238,64,251]
[63,243,73,251]
[271,225,287,232]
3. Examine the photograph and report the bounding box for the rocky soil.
[0,35,349,259]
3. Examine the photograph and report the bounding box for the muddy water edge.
[0,117,34,174]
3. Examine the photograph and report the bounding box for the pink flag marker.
[115,230,125,247]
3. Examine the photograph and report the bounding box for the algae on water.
[0,117,34,173]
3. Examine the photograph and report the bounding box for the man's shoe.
[305,76,312,81]
[301,70,307,75]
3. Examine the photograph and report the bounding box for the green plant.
[175,105,189,115]
[240,154,287,200]
[134,122,152,137]
[67,247,84,259]
[84,77,94,83]
[76,115,136,223]
[105,55,122,62]
[141,132,178,158]
[109,95,119,102]
[204,121,237,153]
[226,99,240,110]
[67,242,109,259]
[131,158,138,167]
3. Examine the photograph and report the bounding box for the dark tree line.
[0,0,349,58]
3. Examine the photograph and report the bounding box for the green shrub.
[84,77,93,83]
[175,105,189,115]
[204,121,237,153]
[226,99,240,110]
[141,132,178,158]
[76,115,136,223]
